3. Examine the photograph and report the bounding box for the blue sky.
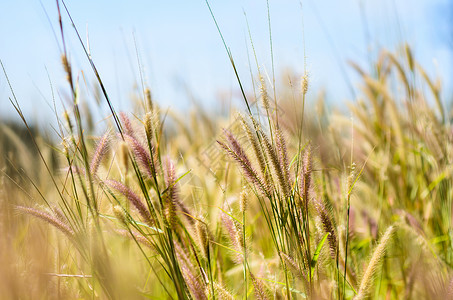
[0,0,451,125]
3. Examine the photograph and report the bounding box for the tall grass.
[0,3,452,299]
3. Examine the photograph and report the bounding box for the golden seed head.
[301,73,309,95]
[163,194,176,228]
[405,44,414,72]
[113,205,127,225]
[62,110,73,131]
[196,218,209,258]
[239,188,248,212]
[213,282,235,300]
[61,54,72,82]
[119,141,129,173]
[347,162,356,192]
[145,88,153,112]
[144,112,153,141]
[259,75,270,111]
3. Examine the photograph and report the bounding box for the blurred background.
[0,0,451,126]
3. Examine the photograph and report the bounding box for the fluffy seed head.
[181,266,207,300]
[315,200,337,258]
[119,141,129,173]
[105,179,153,226]
[239,116,269,184]
[89,132,110,176]
[405,44,414,72]
[347,162,357,193]
[239,188,248,213]
[52,206,67,225]
[355,225,396,300]
[61,54,72,82]
[259,75,270,112]
[124,134,155,179]
[213,282,235,300]
[275,127,291,192]
[217,136,268,196]
[262,130,289,198]
[301,73,309,95]
[220,210,243,263]
[119,112,136,138]
[249,271,270,300]
[301,146,312,203]
[145,88,153,112]
[16,206,74,238]
[144,112,154,142]
[113,205,127,226]
[196,218,209,258]
[163,158,178,228]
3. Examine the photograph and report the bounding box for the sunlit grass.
[0,2,452,299]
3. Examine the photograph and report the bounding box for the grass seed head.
[144,111,154,142]
[195,217,209,258]
[113,205,127,226]
[16,206,74,238]
[239,187,248,213]
[90,132,110,176]
[213,282,235,300]
[145,88,153,112]
[301,73,309,95]
[119,141,129,173]
[61,54,72,83]
[259,74,270,112]
[355,225,396,300]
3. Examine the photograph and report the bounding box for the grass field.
[1,2,452,299]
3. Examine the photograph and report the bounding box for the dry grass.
[0,3,452,299]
